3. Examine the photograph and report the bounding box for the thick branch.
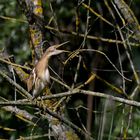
[0,88,139,107]
[2,106,48,130]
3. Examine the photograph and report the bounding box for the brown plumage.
[27,42,69,99]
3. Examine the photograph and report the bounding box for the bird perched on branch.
[27,42,69,99]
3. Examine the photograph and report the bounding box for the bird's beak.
[55,41,69,49]
[53,49,70,55]
[54,41,70,54]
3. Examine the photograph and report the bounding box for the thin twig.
[72,49,131,82]
[0,57,31,70]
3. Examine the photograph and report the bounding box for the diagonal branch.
[0,70,32,99]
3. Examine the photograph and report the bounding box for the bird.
[27,41,69,99]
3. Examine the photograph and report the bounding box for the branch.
[0,100,32,106]
[45,25,140,47]
[40,89,140,107]
[0,57,31,70]
[2,106,36,124]
[79,90,140,107]
[0,70,32,99]
[34,100,92,139]
[2,106,49,130]
[0,88,139,107]
[113,0,140,41]
[0,100,92,139]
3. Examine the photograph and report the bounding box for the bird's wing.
[27,74,34,92]
[27,68,36,92]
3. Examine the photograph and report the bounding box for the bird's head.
[46,41,69,57]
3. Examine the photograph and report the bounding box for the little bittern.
[27,42,68,99]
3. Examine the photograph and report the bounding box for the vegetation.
[0,0,140,139]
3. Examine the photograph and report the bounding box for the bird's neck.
[35,52,51,81]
